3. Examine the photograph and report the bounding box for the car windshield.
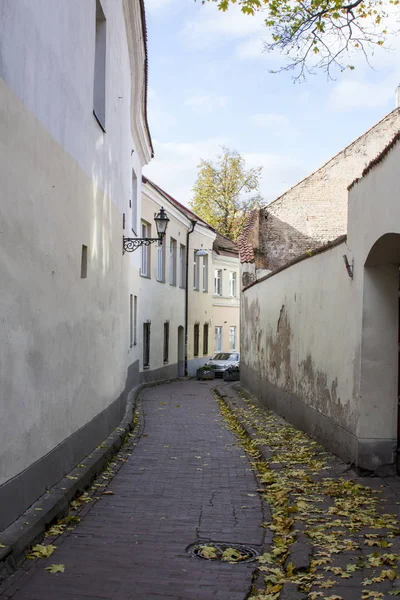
[212,353,239,361]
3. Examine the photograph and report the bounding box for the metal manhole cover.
[187,542,259,563]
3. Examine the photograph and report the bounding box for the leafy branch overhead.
[202,0,399,78]
[190,147,263,242]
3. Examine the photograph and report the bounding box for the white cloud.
[184,94,228,114]
[249,113,291,134]
[143,138,309,206]
[181,3,266,49]
[147,88,177,136]
[235,37,265,60]
[328,77,398,111]
[243,151,308,202]
[143,138,230,205]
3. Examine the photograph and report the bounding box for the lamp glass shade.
[196,249,208,257]
[154,207,170,237]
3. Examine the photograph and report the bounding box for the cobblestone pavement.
[215,383,400,600]
[0,380,265,600]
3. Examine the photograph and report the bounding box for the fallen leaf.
[45,564,65,574]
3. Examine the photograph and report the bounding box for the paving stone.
[0,381,265,600]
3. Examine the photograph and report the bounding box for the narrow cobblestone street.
[2,379,400,600]
[0,381,265,600]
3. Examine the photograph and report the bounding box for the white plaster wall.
[0,1,150,485]
[347,141,400,443]
[242,242,362,435]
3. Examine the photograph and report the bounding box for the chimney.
[396,84,400,108]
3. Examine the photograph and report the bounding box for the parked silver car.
[205,352,240,377]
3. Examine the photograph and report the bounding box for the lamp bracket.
[123,236,162,253]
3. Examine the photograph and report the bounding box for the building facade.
[212,234,240,356]
[0,0,152,530]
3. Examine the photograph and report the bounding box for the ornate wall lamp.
[123,207,170,253]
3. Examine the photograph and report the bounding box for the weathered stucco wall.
[242,135,400,471]
[241,241,363,464]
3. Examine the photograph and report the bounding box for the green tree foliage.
[202,0,399,79]
[190,147,263,241]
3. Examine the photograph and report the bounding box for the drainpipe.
[184,219,197,376]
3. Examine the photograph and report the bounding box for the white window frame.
[214,269,222,296]
[214,326,222,352]
[179,244,185,288]
[157,238,165,282]
[229,272,237,297]
[170,238,177,286]
[193,251,199,290]
[140,221,150,277]
[202,256,208,292]
[229,326,237,351]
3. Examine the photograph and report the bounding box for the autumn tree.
[202,0,399,79]
[190,147,263,241]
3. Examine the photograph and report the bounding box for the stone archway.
[358,233,400,470]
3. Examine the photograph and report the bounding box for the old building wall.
[241,240,363,465]
[0,1,151,529]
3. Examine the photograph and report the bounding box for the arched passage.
[358,233,400,470]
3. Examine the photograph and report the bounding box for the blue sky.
[143,0,399,205]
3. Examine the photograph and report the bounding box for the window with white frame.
[157,238,165,282]
[229,326,237,350]
[214,269,222,295]
[229,272,237,297]
[214,326,222,352]
[140,221,150,277]
[179,244,185,288]
[93,0,106,131]
[193,251,199,290]
[170,238,177,286]
[202,255,208,292]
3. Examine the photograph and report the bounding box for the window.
[229,326,237,350]
[133,295,137,346]
[143,322,151,367]
[140,221,150,277]
[202,255,208,292]
[193,251,199,290]
[203,324,209,355]
[214,326,222,352]
[214,269,222,295]
[163,322,169,363]
[179,244,186,288]
[194,324,200,357]
[157,238,165,282]
[229,272,237,297]
[131,170,137,234]
[170,238,177,286]
[93,0,106,130]
[81,245,88,279]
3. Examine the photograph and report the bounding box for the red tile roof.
[238,210,258,263]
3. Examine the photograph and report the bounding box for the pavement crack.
[209,492,215,507]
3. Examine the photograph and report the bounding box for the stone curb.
[214,384,311,599]
[0,378,177,581]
